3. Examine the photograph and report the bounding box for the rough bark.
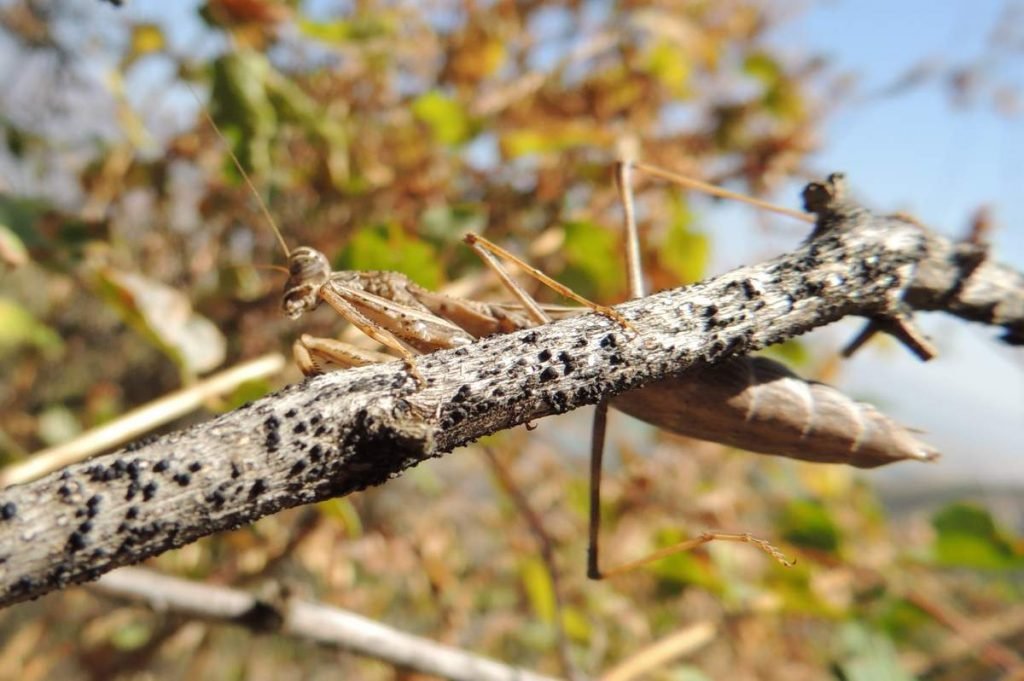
[0,175,1020,608]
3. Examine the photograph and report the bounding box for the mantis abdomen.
[611,355,939,468]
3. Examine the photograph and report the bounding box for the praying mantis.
[195,102,938,578]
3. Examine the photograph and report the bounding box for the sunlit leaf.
[561,219,623,299]
[499,124,604,159]
[660,196,709,284]
[777,499,841,553]
[92,269,227,377]
[931,503,1022,569]
[412,91,474,146]
[644,39,692,96]
[129,24,165,57]
[337,222,443,290]
[743,52,782,84]
[0,224,29,267]
[561,607,591,643]
[0,298,62,356]
[520,556,556,623]
[297,16,394,44]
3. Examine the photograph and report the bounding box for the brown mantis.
[195,98,938,579]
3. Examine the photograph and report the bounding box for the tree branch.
[90,567,561,681]
[0,174,1021,608]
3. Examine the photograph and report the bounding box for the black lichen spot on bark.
[230,462,242,479]
[293,422,307,434]
[0,502,16,520]
[249,479,268,500]
[600,334,617,349]
[522,330,540,344]
[539,366,559,382]
[288,460,308,477]
[125,482,140,501]
[538,348,552,362]
[285,408,298,418]
[557,351,575,375]
[66,532,87,552]
[126,506,139,520]
[188,461,202,473]
[124,434,159,452]
[172,473,191,487]
[547,391,569,413]
[452,384,472,403]
[142,481,158,501]
[153,459,170,473]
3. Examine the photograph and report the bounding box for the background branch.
[91,567,561,681]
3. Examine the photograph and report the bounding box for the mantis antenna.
[185,83,292,259]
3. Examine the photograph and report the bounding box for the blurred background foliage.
[0,0,1021,679]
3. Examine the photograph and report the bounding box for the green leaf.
[647,528,722,592]
[0,223,29,267]
[759,339,810,367]
[562,220,623,299]
[210,52,277,178]
[111,621,152,651]
[521,556,556,623]
[644,39,692,96]
[297,16,394,44]
[835,622,915,681]
[419,203,487,243]
[317,498,363,538]
[37,405,81,447]
[876,598,931,642]
[337,223,444,290]
[660,196,709,284]
[743,52,782,85]
[220,379,274,412]
[931,503,1022,569]
[0,298,62,356]
[560,606,591,643]
[499,124,600,158]
[411,91,473,146]
[777,499,841,553]
[91,268,226,377]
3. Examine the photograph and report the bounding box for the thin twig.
[599,621,717,681]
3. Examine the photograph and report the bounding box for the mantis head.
[282,246,331,319]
